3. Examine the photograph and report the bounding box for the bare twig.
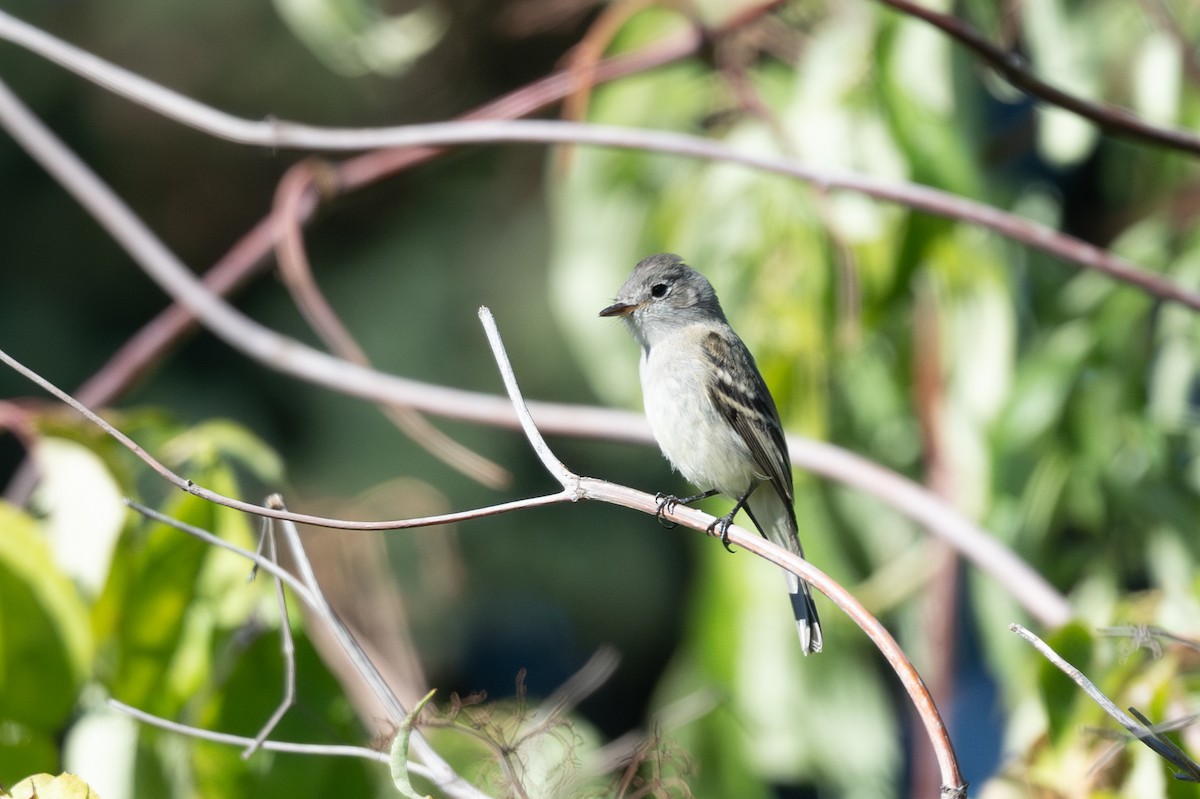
[1010,623,1200,783]
[0,347,573,530]
[108,699,389,762]
[1088,712,1200,780]
[874,0,1200,157]
[478,306,575,489]
[241,516,296,759]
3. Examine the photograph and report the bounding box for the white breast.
[639,327,759,497]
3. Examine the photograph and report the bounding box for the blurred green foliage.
[3,0,1200,797]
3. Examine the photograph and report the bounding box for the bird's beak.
[599,301,637,318]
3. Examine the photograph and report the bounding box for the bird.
[599,253,822,654]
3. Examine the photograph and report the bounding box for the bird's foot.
[654,493,680,529]
[705,513,737,553]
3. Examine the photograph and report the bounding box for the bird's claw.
[705,515,736,553]
[654,492,679,529]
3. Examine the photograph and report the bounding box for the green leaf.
[102,492,213,713]
[0,502,91,730]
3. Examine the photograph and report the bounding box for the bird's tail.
[745,490,823,655]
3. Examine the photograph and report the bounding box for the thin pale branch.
[0,347,572,530]
[1,18,1197,308]
[875,0,1200,157]
[108,699,389,763]
[242,521,296,759]
[478,306,576,489]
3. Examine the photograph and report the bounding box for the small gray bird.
[600,253,823,654]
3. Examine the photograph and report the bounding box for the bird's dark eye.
[650,283,668,298]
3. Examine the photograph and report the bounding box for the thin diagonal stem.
[875,0,1200,156]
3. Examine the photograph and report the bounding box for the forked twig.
[477,307,967,796]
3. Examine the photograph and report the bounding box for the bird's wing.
[701,330,794,505]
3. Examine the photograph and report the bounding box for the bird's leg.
[707,484,756,553]
[654,489,719,529]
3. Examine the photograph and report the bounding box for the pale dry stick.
[108,699,389,763]
[477,307,574,488]
[126,499,494,799]
[0,74,1070,625]
[0,343,570,530]
[271,164,510,490]
[476,306,967,797]
[1010,624,1200,783]
[0,13,1196,309]
[242,522,296,759]
[874,0,1200,157]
